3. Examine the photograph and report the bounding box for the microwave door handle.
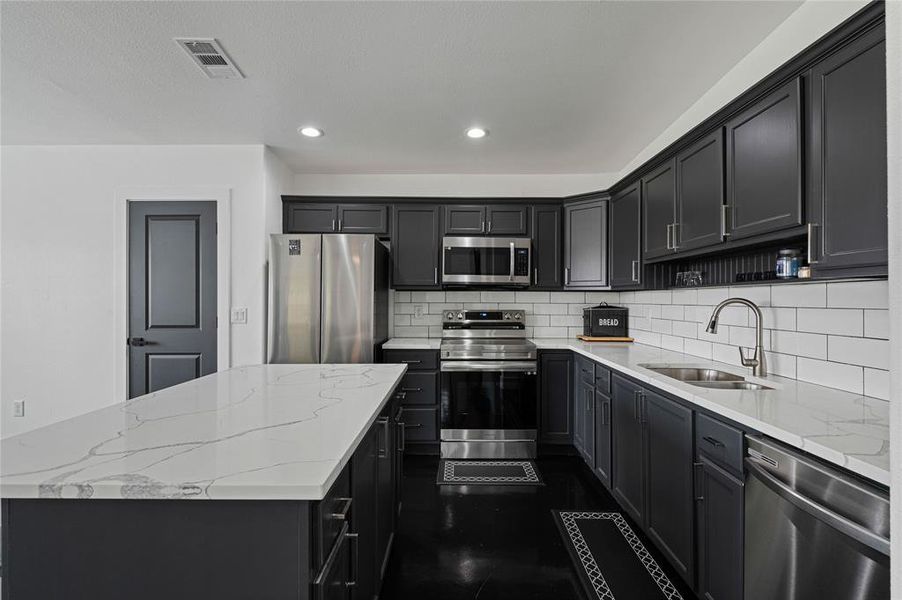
[509,242,515,281]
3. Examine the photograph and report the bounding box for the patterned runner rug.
[436,459,544,486]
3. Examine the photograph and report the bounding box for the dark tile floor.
[381,455,694,600]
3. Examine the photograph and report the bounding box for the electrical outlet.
[230,307,248,324]
[413,304,425,318]
[13,399,25,417]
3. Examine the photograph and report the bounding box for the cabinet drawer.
[696,412,744,475]
[401,407,438,442]
[594,365,611,396]
[396,372,438,405]
[575,355,595,384]
[314,466,351,571]
[383,349,438,371]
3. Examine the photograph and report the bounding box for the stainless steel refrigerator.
[267,234,389,364]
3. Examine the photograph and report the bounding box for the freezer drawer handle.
[745,457,889,556]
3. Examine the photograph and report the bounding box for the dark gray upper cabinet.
[337,204,389,234]
[644,388,694,586]
[726,78,803,240]
[642,160,676,259]
[443,205,486,235]
[609,184,642,289]
[808,26,887,275]
[486,205,528,236]
[696,455,744,600]
[564,196,608,288]
[285,203,337,233]
[611,375,645,525]
[594,388,612,491]
[531,205,562,288]
[539,351,573,444]
[676,129,725,252]
[392,205,441,289]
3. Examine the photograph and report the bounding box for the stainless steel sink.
[640,364,773,391]
[642,366,744,382]
[690,380,773,391]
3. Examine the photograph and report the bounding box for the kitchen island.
[1,363,407,599]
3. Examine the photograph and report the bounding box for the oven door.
[442,237,530,285]
[440,360,537,458]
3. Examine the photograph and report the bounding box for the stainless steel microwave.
[441,236,531,286]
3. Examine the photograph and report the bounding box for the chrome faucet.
[706,298,767,377]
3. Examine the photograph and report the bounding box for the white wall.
[618,0,870,179]
[290,173,616,198]
[884,0,901,592]
[0,145,271,437]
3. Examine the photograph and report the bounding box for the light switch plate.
[13,399,25,417]
[230,307,248,324]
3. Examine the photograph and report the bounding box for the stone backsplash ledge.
[390,280,889,400]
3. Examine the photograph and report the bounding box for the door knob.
[128,337,149,347]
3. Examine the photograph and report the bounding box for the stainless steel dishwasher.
[745,436,889,600]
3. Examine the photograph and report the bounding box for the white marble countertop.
[1,364,406,501]
[383,338,441,350]
[533,339,889,486]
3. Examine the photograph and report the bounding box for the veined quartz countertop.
[1,364,406,500]
[379,337,889,485]
[533,339,889,486]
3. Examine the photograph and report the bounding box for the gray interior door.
[128,201,217,398]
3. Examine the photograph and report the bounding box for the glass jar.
[776,249,801,279]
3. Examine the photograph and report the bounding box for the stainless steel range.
[439,309,537,459]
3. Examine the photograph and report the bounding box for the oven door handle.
[441,361,537,373]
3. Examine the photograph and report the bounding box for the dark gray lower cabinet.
[593,388,612,490]
[611,376,645,524]
[695,455,744,600]
[808,25,887,275]
[539,351,573,444]
[384,350,440,450]
[579,378,595,468]
[644,388,694,586]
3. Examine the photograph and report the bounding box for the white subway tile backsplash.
[864,310,889,339]
[827,280,888,309]
[864,368,889,401]
[533,303,569,315]
[771,282,826,307]
[391,277,888,399]
[797,308,863,336]
[515,291,550,302]
[480,291,516,302]
[827,336,890,370]
[797,358,863,395]
[683,338,713,360]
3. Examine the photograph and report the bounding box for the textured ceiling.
[1,1,802,174]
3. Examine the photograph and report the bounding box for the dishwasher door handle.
[745,457,890,556]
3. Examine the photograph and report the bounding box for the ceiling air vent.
[175,38,243,80]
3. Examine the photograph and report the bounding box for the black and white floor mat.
[553,511,683,600]
[436,460,544,486]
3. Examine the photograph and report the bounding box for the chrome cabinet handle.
[400,387,420,393]
[331,219,336,231]
[565,267,570,285]
[488,221,493,233]
[702,435,724,448]
[807,223,819,264]
[481,220,485,233]
[721,205,731,238]
[404,423,423,429]
[377,416,390,458]
[337,219,342,231]
[398,421,406,451]
[631,260,640,283]
[533,268,538,286]
[666,224,672,250]
[400,360,421,365]
[671,222,679,249]
[434,266,438,284]
[346,532,359,589]
[693,462,705,501]
[330,497,353,520]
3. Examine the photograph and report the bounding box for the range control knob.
[503,312,511,320]
[457,312,464,320]
[514,312,522,320]
[446,312,455,320]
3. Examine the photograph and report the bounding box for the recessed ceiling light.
[466,127,488,139]
[298,126,323,138]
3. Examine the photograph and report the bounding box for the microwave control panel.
[514,248,529,276]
